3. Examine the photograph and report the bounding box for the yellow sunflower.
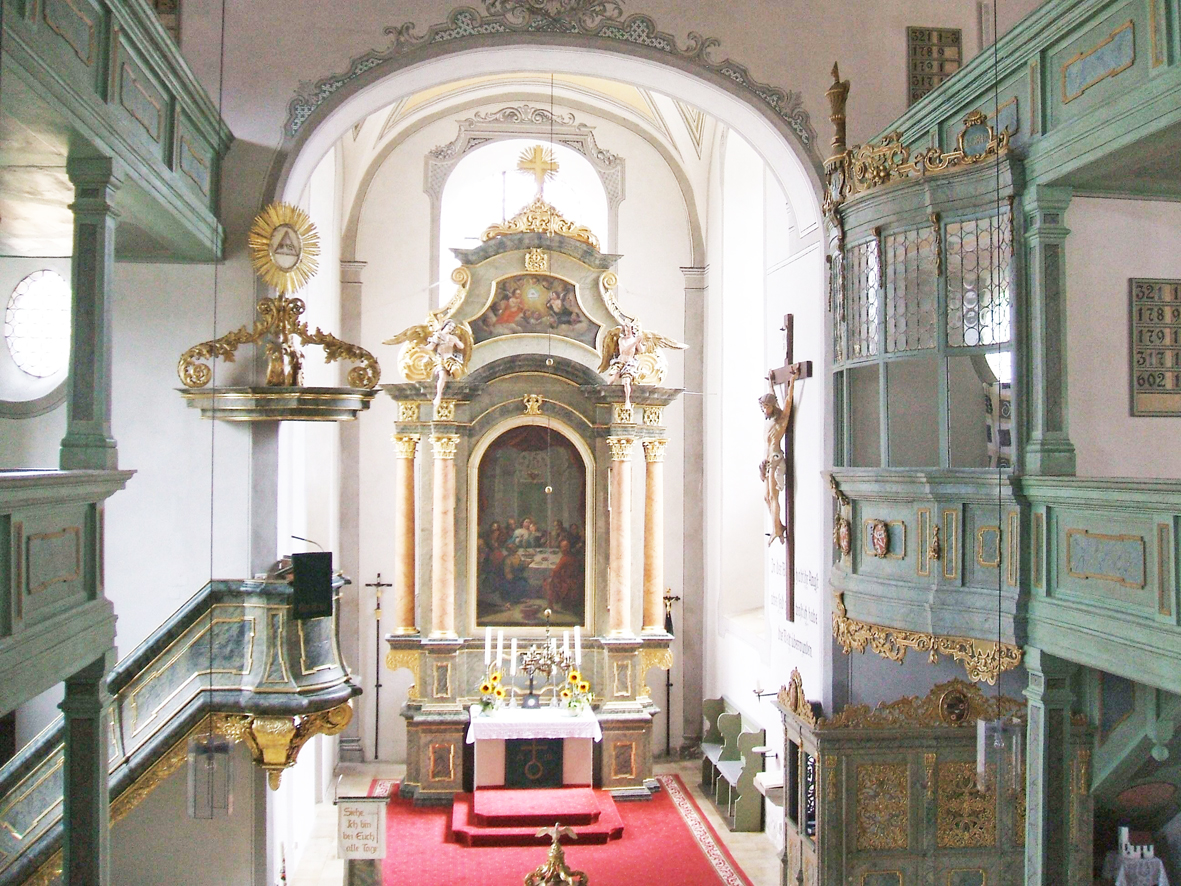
[494,686,506,698]
[560,689,572,699]
[567,670,580,684]
[490,671,501,684]
[479,681,492,695]
[578,680,590,694]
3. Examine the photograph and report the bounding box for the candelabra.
[516,609,577,708]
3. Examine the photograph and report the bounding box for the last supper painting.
[474,425,588,628]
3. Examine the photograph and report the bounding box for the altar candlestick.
[510,638,518,675]
[496,630,504,669]
[563,631,570,656]
[484,626,492,666]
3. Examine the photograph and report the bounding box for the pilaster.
[392,434,421,635]
[429,434,460,639]
[607,436,635,637]
[1022,186,1075,475]
[1024,647,1076,886]
[641,438,667,634]
[60,157,123,471]
[60,655,112,886]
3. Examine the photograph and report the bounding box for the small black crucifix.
[762,314,812,622]
[364,573,393,760]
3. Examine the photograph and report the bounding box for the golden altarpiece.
[382,177,680,802]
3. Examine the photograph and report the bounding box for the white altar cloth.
[1114,858,1169,886]
[466,705,602,743]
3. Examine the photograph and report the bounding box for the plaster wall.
[110,741,262,885]
[1066,197,1181,479]
[268,735,324,881]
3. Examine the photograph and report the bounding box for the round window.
[4,270,71,378]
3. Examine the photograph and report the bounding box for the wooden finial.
[825,62,851,160]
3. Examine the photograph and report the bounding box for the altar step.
[473,787,601,826]
[451,788,624,846]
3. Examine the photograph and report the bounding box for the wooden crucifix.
[761,314,812,622]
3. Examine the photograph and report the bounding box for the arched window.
[438,139,609,299]
[4,270,70,379]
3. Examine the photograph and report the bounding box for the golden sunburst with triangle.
[247,202,321,295]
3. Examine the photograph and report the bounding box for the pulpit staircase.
[0,578,359,886]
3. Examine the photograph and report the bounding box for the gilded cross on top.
[518,145,559,196]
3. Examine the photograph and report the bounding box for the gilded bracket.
[232,702,354,789]
[638,647,674,698]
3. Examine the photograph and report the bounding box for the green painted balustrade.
[0,578,358,886]
[2,0,232,260]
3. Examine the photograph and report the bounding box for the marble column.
[60,656,112,886]
[430,434,459,638]
[641,439,667,633]
[1024,647,1076,886]
[60,157,123,471]
[392,434,421,634]
[1023,186,1076,475]
[607,437,635,636]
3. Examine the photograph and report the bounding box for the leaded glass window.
[847,239,880,358]
[830,253,846,363]
[4,270,70,379]
[946,212,1013,347]
[884,225,937,352]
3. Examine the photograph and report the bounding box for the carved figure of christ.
[767,314,812,622]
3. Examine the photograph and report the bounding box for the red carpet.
[375,775,757,885]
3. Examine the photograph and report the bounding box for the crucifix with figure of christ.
[760,314,811,622]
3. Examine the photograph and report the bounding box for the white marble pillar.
[392,434,420,634]
[430,434,459,638]
[607,437,635,636]
[641,439,667,633]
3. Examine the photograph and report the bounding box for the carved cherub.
[597,317,686,409]
[385,315,474,408]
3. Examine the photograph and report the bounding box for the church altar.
[467,705,602,788]
[382,146,678,803]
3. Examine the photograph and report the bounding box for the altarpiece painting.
[475,425,587,628]
[472,274,599,348]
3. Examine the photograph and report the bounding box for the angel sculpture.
[597,318,686,409]
[384,315,474,408]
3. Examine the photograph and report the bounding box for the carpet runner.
[372,774,756,885]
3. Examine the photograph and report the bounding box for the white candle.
[496,630,504,669]
[484,626,492,666]
[510,638,518,675]
[550,637,557,654]
[574,626,581,665]
[563,631,570,656]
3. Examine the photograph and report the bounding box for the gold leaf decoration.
[247,202,321,295]
[482,196,599,250]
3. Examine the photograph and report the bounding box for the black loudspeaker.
[291,551,334,620]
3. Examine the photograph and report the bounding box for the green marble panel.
[1048,6,1146,127]
[862,873,902,886]
[947,871,986,886]
[1050,511,1155,610]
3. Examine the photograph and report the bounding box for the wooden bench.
[700,697,765,831]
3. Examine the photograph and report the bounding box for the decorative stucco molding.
[285,0,815,151]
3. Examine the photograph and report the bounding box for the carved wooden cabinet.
[777,671,1091,886]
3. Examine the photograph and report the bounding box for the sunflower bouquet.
[559,669,592,712]
[478,669,507,711]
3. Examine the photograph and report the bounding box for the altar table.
[467,706,602,788]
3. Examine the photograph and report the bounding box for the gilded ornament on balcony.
[831,593,1022,685]
[778,668,821,727]
[867,519,889,558]
[247,202,321,295]
[236,702,353,789]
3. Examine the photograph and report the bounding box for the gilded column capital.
[612,403,635,425]
[642,439,667,462]
[392,434,421,458]
[398,401,422,422]
[607,437,635,461]
[434,399,457,421]
[642,405,664,427]
[431,433,460,459]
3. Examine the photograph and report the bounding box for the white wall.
[1067,197,1181,479]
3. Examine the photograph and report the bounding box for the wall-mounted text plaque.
[1131,278,1181,416]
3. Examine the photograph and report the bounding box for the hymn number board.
[907,27,962,105]
[1131,279,1181,416]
